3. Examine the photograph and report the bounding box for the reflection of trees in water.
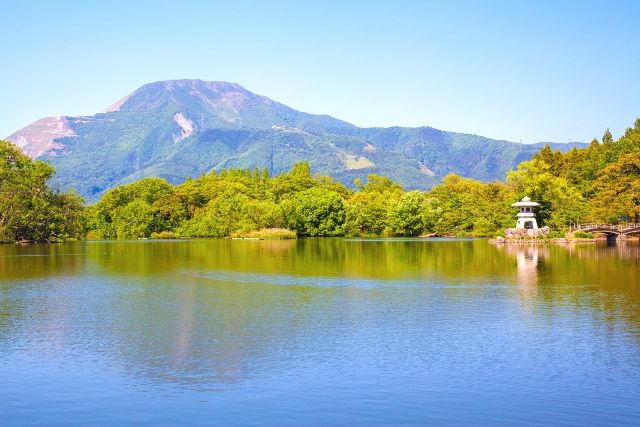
[0,244,85,344]
[562,240,640,262]
[65,241,640,384]
[2,239,640,388]
[3,239,511,389]
[85,238,514,283]
[0,242,85,280]
[499,242,640,339]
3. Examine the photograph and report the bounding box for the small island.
[492,195,639,244]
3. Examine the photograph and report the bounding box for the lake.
[1,238,639,426]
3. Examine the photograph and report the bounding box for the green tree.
[270,161,316,201]
[345,191,391,236]
[590,152,640,222]
[0,140,84,242]
[345,175,402,236]
[427,175,514,236]
[388,191,427,236]
[89,178,175,239]
[244,199,284,230]
[180,193,251,237]
[356,174,403,193]
[292,187,345,236]
[507,160,588,229]
[112,200,156,239]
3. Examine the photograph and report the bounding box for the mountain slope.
[7,79,584,200]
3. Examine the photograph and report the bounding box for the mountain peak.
[157,79,245,91]
[137,79,254,99]
[100,80,297,133]
[104,79,262,113]
[5,79,584,201]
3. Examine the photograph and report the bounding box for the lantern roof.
[511,196,540,207]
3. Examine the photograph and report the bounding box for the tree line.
[1,118,638,242]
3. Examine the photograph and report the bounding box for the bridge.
[568,223,640,237]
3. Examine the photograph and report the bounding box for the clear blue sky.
[1,0,638,143]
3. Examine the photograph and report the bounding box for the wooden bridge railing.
[569,223,640,234]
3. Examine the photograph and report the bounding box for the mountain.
[7,79,584,200]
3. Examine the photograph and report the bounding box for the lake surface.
[1,238,639,426]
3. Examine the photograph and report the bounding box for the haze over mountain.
[7,79,584,200]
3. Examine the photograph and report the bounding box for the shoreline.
[490,237,598,244]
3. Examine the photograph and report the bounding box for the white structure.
[511,196,540,229]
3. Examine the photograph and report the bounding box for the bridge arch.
[578,227,620,236]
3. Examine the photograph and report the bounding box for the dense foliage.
[2,119,639,242]
[523,119,640,223]
[0,140,84,242]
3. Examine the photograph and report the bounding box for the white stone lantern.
[511,196,540,229]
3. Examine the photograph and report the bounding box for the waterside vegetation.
[1,119,639,243]
[0,140,84,243]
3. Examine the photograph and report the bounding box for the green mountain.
[7,79,584,200]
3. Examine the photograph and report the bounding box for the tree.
[426,174,513,236]
[112,200,156,239]
[357,174,403,193]
[0,140,84,242]
[180,193,251,237]
[388,191,427,236]
[245,199,283,230]
[270,161,316,202]
[536,144,554,165]
[345,191,391,236]
[590,152,640,222]
[292,188,345,236]
[507,160,588,229]
[90,177,176,239]
[346,174,402,237]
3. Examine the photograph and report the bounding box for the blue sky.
[1,0,638,143]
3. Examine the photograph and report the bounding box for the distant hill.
[7,79,585,200]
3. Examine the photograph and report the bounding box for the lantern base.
[516,218,538,229]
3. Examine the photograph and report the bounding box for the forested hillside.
[1,119,637,243]
[7,80,583,201]
[82,119,640,240]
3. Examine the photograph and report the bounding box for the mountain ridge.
[7,79,585,200]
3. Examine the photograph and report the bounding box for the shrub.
[547,229,565,239]
[150,231,181,239]
[233,228,296,239]
[574,231,594,239]
[85,230,103,240]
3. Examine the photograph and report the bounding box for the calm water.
[1,238,639,426]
